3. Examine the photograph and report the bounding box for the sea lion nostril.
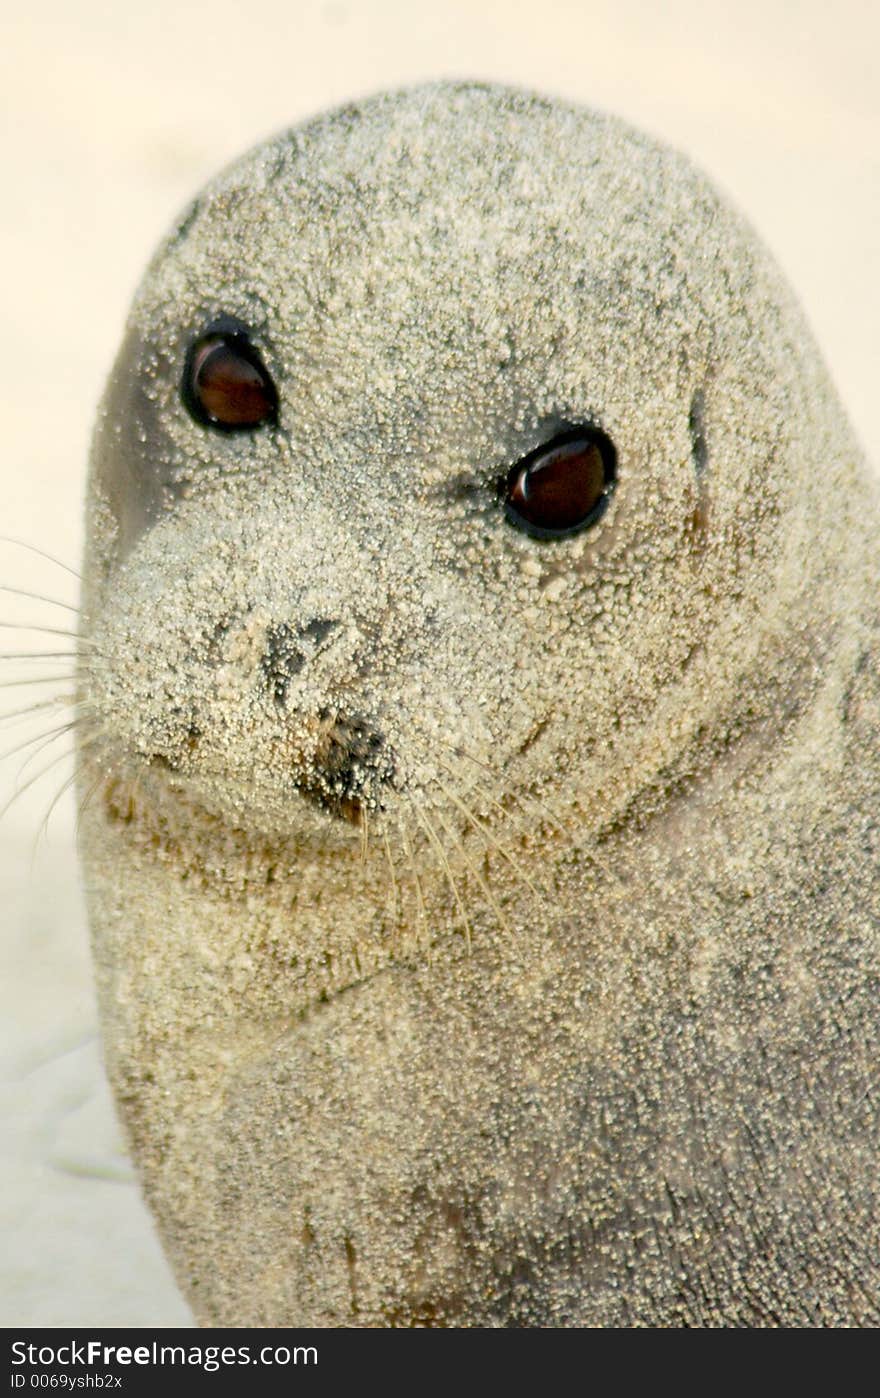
[262,618,343,706]
[262,622,306,707]
[299,617,341,646]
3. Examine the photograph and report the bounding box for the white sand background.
[1,0,877,1328]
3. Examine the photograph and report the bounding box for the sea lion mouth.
[125,706,398,829]
[81,710,401,861]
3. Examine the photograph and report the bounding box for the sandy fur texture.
[76,83,880,1325]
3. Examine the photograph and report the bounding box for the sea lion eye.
[182,322,278,430]
[503,428,616,539]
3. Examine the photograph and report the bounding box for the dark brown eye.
[182,321,278,431]
[503,427,616,539]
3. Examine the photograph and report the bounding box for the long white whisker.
[0,717,80,764]
[438,742,543,849]
[33,770,79,857]
[0,651,80,662]
[0,621,91,643]
[0,537,81,580]
[0,584,79,614]
[0,744,76,821]
[436,736,620,886]
[0,673,76,690]
[0,694,76,726]
[14,722,78,782]
[439,737,574,849]
[70,724,118,834]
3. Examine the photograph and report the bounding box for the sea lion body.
[77,84,880,1325]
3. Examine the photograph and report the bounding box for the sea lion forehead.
[147,83,722,331]
[184,85,651,236]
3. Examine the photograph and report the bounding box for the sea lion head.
[81,82,854,863]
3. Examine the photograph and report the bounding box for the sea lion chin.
[76,81,880,1326]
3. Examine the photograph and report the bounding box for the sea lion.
[76,81,880,1326]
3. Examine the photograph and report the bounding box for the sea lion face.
[82,85,829,851]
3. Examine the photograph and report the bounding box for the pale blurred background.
[1,0,877,1327]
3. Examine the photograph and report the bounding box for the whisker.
[439,739,493,776]
[0,744,75,822]
[15,721,78,782]
[434,759,546,903]
[437,736,620,886]
[439,737,574,849]
[438,743,543,850]
[0,717,79,764]
[432,804,512,940]
[382,827,399,922]
[508,786,576,847]
[411,800,472,953]
[0,537,81,580]
[0,584,79,614]
[75,768,110,841]
[0,621,92,643]
[32,770,79,858]
[67,724,116,838]
[0,651,80,662]
[123,766,144,823]
[397,813,428,952]
[0,673,76,690]
[0,694,76,726]
[359,801,369,863]
[502,785,622,885]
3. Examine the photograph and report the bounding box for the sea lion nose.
[262,617,342,707]
[299,617,342,646]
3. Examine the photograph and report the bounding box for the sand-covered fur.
[77,83,880,1325]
